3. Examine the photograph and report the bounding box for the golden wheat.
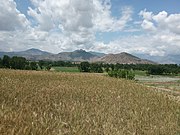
[0,69,179,135]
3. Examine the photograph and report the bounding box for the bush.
[108,70,135,80]
[90,63,103,73]
[45,64,52,71]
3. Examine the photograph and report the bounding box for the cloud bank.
[0,0,180,58]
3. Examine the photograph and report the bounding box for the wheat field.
[0,69,179,135]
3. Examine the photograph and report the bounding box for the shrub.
[108,69,135,80]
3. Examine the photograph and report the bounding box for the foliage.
[38,60,45,69]
[10,56,27,70]
[113,63,180,75]
[30,61,38,70]
[78,61,91,72]
[108,69,135,80]
[53,61,76,67]
[53,66,80,72]
[45,64,52,71]
[147,65,164,75]
[2,55,11,68]
[78,62,103,73]
[0,54,179,75]
[147,64,180,75]
[0,58,2,68]
[1,55,37,70]
[90,63,103,73]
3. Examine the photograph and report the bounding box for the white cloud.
[135,10,180,56]
[0,0,29,31]
[93,4,133,32]
[28,0,95,49]
[24,0,133,51]
[140,10,180,35]
[141,20,156,31]
[92,32,180,56]
[0,28,66,53]
[0,0,179,60]
[28,0,133,32]
[139,9,153,20]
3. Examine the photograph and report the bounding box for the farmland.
[135,74,180,92]
[0,69,180,135]
[52,66,80,73]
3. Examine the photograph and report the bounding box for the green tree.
[127,70,135,80]
[25,64,31,70]
[108,69,135,80]
[110,64,115,71]
[45,64,52,71]
[0,58,2,68]
[119,70,127,78]
[79,62,90,72]
[90,63,103,73]
[38,60,45,70]
[105,67,110,73]
[30,62,38,70]
[10,56,27,70]
[147,65,164,75]
[2,55,11,68]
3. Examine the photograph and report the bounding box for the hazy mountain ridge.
[35,49,98,61]
[0,49,98,62]
[0,48,178,64]
[97,52,156,64]
[88,51,106,57]
[134,53,180,64]
[0,48,51,58]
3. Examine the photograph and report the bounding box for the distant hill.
[0,48,51,59]
[0,49,157,64]
[19,48,51,56]
[133,53,180,64]
[88,51,106,57]
[46,49,98,61]
[97,52,156,64]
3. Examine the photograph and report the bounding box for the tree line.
[0,55,179,76]
[79,62,180,75]
[0,55,50,70]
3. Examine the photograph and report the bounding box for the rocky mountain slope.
[0,49,156,64]
[96,52,156,64]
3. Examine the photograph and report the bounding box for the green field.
[52,66,80,72]
[0,69,179,134]
[134,70,147,76]
[135,74,180,91]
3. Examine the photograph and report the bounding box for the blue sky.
[112,0,180,13]
[0,0,180,59]
[15,0,180,17]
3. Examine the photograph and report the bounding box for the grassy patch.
[134,70,147,76]
[52,66,80,73]
[0,69,179,135]
[136,75,180,91]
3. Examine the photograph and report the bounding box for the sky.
[0,0,180,57]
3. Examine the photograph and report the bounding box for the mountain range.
[133,53,180,64]
[0,48,177,64]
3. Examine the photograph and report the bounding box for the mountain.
[0,49,157,64]
[89,51,106,57]
[134,53,180,64]
[0,48,52,58]
[42,49,98,61]
[18,48,51,56]
[96,52,156,64]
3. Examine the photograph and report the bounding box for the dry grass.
[0,69,179,135]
